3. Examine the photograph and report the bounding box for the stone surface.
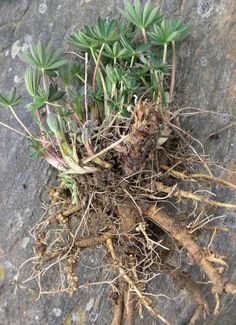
[0,0,235,324]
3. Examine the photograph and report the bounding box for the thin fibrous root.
[154,182,236,210]
[161,164,236,191]
[146,206,236,313]
[106,238,170,325]
[111,293,124,325]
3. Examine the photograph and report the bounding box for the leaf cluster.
[0,0,190,172]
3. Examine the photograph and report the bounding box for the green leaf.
[134,0,142,24]
[94,17,119,45]
[104,42,129,60]
[0,88,21,108]
[47,113,62,138]
[72,96,83,119]
[47,60,67,70]
[119,0,163,30]
[28,138,45,159]
[19,52,38,67]
[26,97,45,111]
[59,64,73,86]
[148,18,190,45]
[48,83,65,102]
[120,36,151,57]
[19,41,67,71]
[37,41,44,66]
[70,30,99,50]
[140,54,168,74]
[136,42,152,53]
[24,68,41,97]
[145,3,163,27]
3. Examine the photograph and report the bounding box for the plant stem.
[130,55,135,68]
[90,47,97,64]
[169,41,176,103]
[154,71,165,105]
[35,108,43,131]
[75,74,85,83]
[42,69,50,115]
[162,43,168,64]
[43,149,67,171]
[0,120,31,139]
[84,142,111,168]
[160,43,168,104]
[9,106,33,137]
[92,43,105,92]
[84,52,88,121]
[83,134,129,165]
[141,28,147,43]
[141,77,149,88]
[44,101,62,107]
[66,51,85,61]
[99,72,110,118]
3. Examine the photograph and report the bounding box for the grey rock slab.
[0,0,235,324]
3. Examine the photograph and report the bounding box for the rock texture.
[0,0,235,324]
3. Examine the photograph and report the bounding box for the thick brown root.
[117,200,139,232]
[111,293,124,325]
[124,290,136,325]
[49,203,83,223]
[75,234,112,248]
[146,206,236,309]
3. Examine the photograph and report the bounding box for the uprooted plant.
[1,0,236,324]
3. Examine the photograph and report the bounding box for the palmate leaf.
[59,64,73,86]
[124,74,138,88]
[120,36,151,57]
[70,17,118,50]
[130,63,149,78]
[0,87,21,108]
[26,88,47,111]
[26,98,45,111]
[48,84,65,102]
[84,24,99,42]
[148,18,190,45]
[105,65,125,84]
[94,17,119,45]
[70,87,85,119]
[26,83,65,111]
[119,0,163,30]
[104,42,128,60]
[19,41,67,71]
[170,18,190,41]
[70,29,100,50]
[140,54,169,74]
[71,63,84,85]
[118,20,136,40]
[24,68,41,97]
[28,137,45,159]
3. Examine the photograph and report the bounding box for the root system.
[16,101,236,325]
